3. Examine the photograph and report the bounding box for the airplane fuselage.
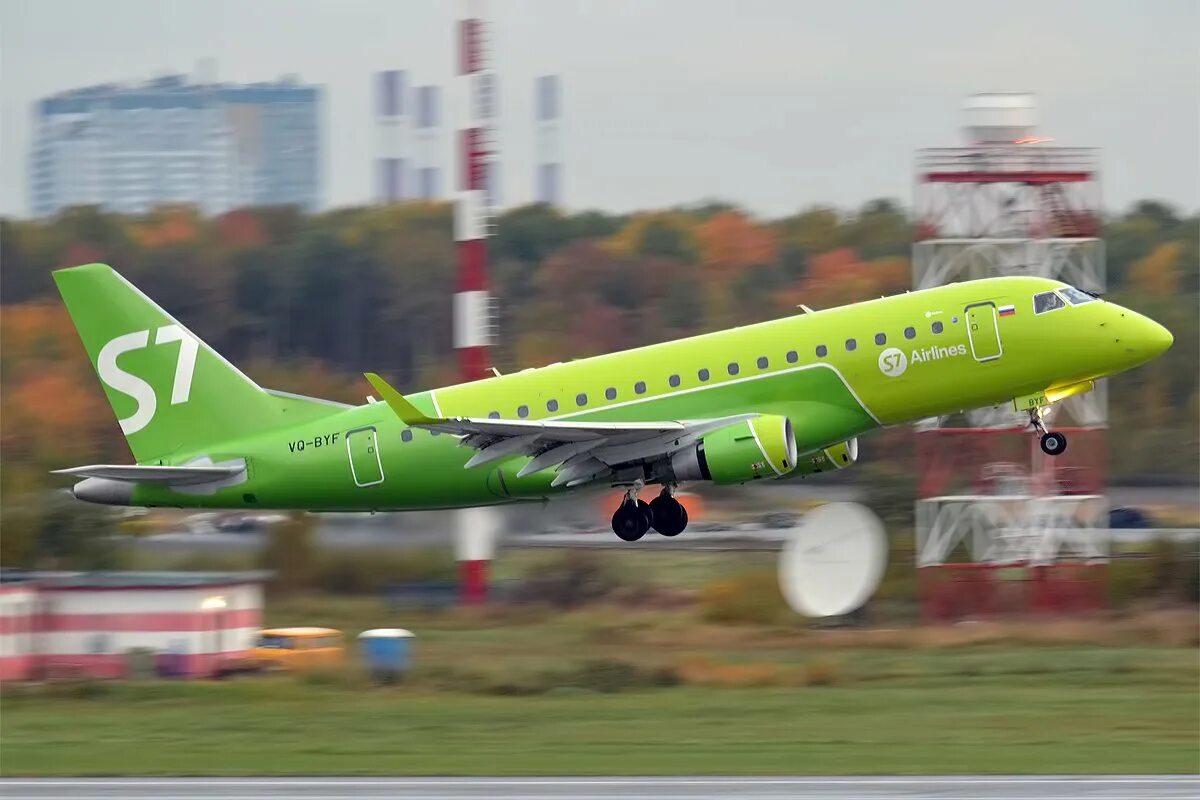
[114,275,1170,511]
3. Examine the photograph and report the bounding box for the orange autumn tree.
[694,210,779,327]
[0,303,114,467]
[779,247,910,312]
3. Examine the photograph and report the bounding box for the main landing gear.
[611,484,689,541]
[1029,408,1068,456]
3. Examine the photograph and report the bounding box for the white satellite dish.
[778,502,887,617]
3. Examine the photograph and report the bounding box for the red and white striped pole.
[454,0,498,604]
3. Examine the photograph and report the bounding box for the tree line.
[1,198,1196,563]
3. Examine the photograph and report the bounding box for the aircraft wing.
[364,372,754,487]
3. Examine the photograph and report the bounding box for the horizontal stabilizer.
[52,464,245,486]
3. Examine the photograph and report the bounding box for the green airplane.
[53,262,1171,541]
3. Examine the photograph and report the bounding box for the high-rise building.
[29,74,321,217]
[414,85,441,200]
[374,70,408,204]
[534,75,562,206]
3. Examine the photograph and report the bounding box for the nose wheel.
[1039,430,1068,456]
[1029,408,1068,456]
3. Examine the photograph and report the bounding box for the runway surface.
[2,776,1197,799]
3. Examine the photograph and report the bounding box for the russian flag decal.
[998,304,1016,317]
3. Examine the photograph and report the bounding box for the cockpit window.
[1033,291,1066,314]
[1059,286,1098,306]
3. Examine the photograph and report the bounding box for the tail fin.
[54,263,346,463]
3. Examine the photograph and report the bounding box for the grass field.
[3,673,1197,775]
[3,599,1197,776]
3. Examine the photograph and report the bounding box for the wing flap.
[361,371,760,486]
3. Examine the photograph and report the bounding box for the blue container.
[358,628,414,683]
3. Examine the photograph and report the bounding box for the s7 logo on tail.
[97,324,199,434]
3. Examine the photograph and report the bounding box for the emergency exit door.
[346,427,384,487]
[965,302,1003,362]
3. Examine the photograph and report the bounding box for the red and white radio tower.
[453,0,499,604]
[912,93,1109,621]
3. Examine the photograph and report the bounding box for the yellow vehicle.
[251,627,344,671]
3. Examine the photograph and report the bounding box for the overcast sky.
[2,0,1197,218]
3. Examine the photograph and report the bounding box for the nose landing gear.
[1039,430,1068,456]
[1029,408,1068,456]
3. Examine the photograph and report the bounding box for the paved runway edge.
[2,775,1198,799]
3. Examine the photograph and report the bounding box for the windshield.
[257,635,295,649]
[1059,286,1098,305]
[1034,291,1066,314]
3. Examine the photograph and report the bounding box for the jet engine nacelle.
[792,438,859,475]
[669,414,798,485]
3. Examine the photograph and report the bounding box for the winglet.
[363,373,441,425]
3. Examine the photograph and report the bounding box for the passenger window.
[517,405,529,418]
[728,362,740,376]
[634,381,646,395]
[401,429,413,442]
[1034,291,1067,314]
[786,350,798,363]
[904,326,916,340]
[756,356,769,369]
[669,374,681,388]
[874,333,886,346]
[546,399,558,412]
[697,368,710,381]
[488,410,500,419]
[845,339,857,352]
[816,345,827,358]
[575,393,588,407]
[931,321,943,334]
[605,387,617,401]
[1059,286,1097,306]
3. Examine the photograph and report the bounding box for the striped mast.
[454,0,498,604]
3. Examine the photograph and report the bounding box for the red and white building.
[0,572,265,681]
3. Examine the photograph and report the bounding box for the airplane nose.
[1117,311,1173,359]
[1149,318,1174,355]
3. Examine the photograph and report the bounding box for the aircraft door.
[964,302,1003,362]
[346,427,385,487]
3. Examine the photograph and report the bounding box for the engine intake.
[669,415,798,485]
[793,438,859,475]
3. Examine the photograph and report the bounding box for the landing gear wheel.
[649,494,689,537]
[612,499,650,541]
[637,499,655,531]
[1040,431,1068,456]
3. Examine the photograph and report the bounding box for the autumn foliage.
[0,198,1195,564]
